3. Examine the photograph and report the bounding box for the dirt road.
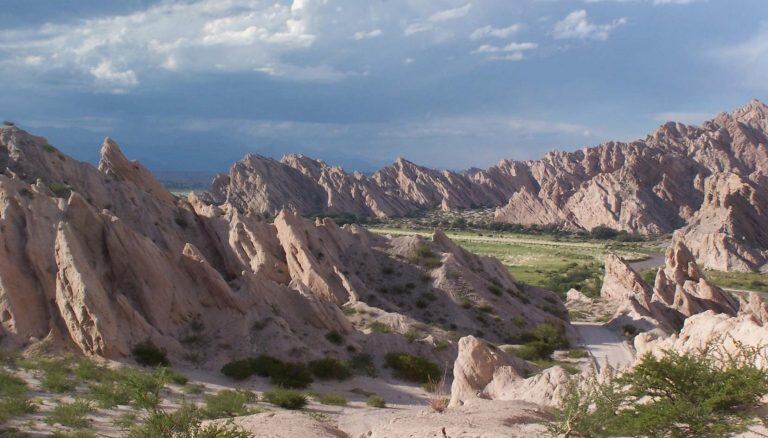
[573,322,634,372]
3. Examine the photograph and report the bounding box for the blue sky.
[1,0,766,172]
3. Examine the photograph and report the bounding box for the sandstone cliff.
[0,126,571,368]
[210,100,768,272]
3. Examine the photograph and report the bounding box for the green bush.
[45,399,94,428]
[316,393,347,406]
[512,322,569,361]
[221,359,255,381]
[548,344,768,437]
[88,380,132,408]
[42,369,77,393]
[384,353,441,384]
[366,395,386,408]
[565,349,589,359]
[325,331,344,345]
[270,362,313,389]
[203,390,256,418]
[308,358,352,381]
[250,355,283,377]
[350,353,377,377]
[131,342,170,367]
[48,182,72,198]
[263,388,307,409]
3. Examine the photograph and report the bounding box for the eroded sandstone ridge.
[602,241,739,333]
[211,100,768,271]
[0,126,571,366]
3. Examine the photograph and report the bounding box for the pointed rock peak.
[731,98,768,125]
[99,137,126,163]
[664,240,701,283]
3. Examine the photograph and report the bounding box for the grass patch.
[384,352,441,384]
[316,393,347,406]
[366,395,387,408]
[45,399,94,428]
[308,358,352,381]
[263,388,307,410]
[203,389,257,419]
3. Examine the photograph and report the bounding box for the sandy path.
[573,322,634,372]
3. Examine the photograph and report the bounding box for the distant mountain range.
[209,100,768,272]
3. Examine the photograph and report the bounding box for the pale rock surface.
[0,125,573,369]
[212,100,768,271]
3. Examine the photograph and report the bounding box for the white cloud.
[89,61,139,92]
[473,41,537,61]
[711,23,768,90]
[652,0,706,4]
[352,29,382,40]
[0,0,340,90]
[553,10,627,41]
[404,3,472,37]
[469,24,522,40]
[428,4,472,23]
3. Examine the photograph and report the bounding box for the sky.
[1,0,767,173]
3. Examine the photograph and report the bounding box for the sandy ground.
[573,322,634,372]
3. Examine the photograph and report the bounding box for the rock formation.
[0,125,572,368]
[211,100,768,271]
[449,335,571,408]
[602,241,738,333]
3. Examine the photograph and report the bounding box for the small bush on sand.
[384,353,440,384]
[366,395,386,408]
[45,399,94,428]
[203,390,256,419]
[350,353,377,377]
[325,331,344,345]
[221,359,255,381]
[316,393,347,406]
[263,388,307,410]
[131,342,170,367]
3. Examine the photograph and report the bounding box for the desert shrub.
[120,367,170,410]
[384,352,441,384]
[249,355,283,377]
[270,362,313,389]
[366,395,386,408]
[221,359,255,381]
[308,358,352,381]
[48,182,72,198]
[167,369,188,385]
[0,396,37,424]
[42,368,77,393]
[621,324,639,339]
[203,390,256,419]
[45,399,94,428]
[0,369,27,398]
[589,225,618,240]
[548,344,768,437]
[410,244,442,269]
[325,331,344,345]
[50,430,98,438]
[368,321,391,333]
[88,380,132,408]
[350,353,377,377]
[565,348,589,359]
[316,393,347,406]
[510,322,569,361]
[131,342,169,367]
[263,388,307,410]
[73,358,111,382]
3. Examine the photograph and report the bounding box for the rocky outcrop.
[676,172,768,272]
[211,100,768,271]
[602,241,738,333]
[0,126,572,367]
[449,335,571,408]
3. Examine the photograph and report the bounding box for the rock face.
[675,172,768,272]
[602,241,738,332]
[0,126,572,366]
[211,100,768,271]
[449,335,570,408]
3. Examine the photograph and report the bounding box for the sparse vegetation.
[316,393,347,406]
[220,355,312,388]
[45,399,94,428]
[131,341,170,367]
[203,389,257,418]
[410,243,443,269]
[366,395,387,408]
[263,388,307,409]
[384,352,441,384]
[325,330,344,345]
[548,344,768,437]
[308,357,352,381]
[510,322,569,361]
[48,181,72,198]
